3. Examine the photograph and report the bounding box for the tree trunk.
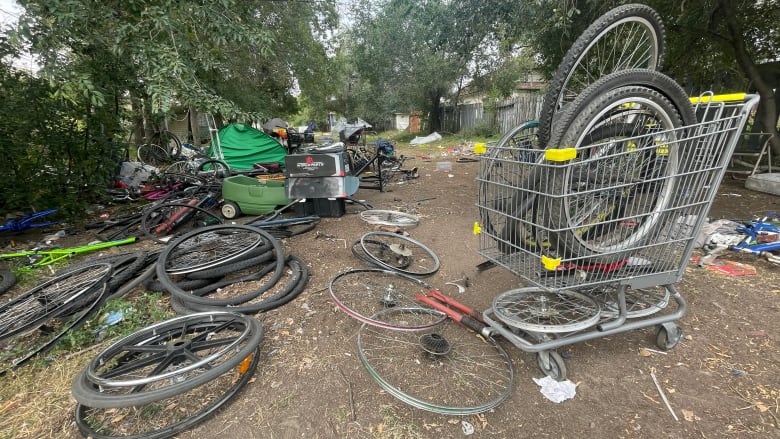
[429,91,442,134]
[719,0,780,157]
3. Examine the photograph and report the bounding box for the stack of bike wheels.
[152,224,309,315]
[0,263,112,374]
[71,312,262,439]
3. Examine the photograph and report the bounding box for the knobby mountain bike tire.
[537,3,666,149]
[543,75,690,262]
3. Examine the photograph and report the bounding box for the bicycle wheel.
[0,283,106,374]
[329,269,447,330]
[544,77,689,262]
[537,3,666,148]
[157,225,267,275]
[71,311,262,408]
[359,210,419,228]
[137,144,172,167]
[477,121,545,254]
[359,231,440,276]
[0,263,112,341]
[357,307,514,415]
[75,347,259,439]
[198,159,231,179]
[586,284,670,319]
[152,130,183,159]
[491,287,601,333]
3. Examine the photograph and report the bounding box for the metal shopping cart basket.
[475,93,761,380]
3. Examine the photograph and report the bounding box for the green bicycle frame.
[0,237,137,267]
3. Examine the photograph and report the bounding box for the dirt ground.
[3,145,780,439]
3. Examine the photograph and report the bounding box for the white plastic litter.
[532,376,577,403]
[409,131,442,145]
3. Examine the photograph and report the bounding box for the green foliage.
[0,65,122,216]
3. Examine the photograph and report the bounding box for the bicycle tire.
[173,254,309,314]
[137,143,172,167]
[544,75,691,262]
[329,268,447,330]
[0,269,15,296]
[537,3,666,149]
[72,311,262,408]
[359,231,440,277]
[491,287,601,333]
[198,159,231,179]
[158,225,266,275]
[152,130,183,159]
[477,121,545,254]
[57,251,149,299]
[0,263,112,341]
[75,346,260,439]
[357,307,514,415]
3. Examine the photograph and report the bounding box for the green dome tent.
[209,123,287,171]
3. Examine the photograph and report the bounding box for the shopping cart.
[475,93,761,380]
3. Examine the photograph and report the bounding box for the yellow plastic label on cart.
[541,255,561,271]
[690,93,746,103]
[544,148,577,162]
[655,140,669,156]
[474,142,487,155]
[473,222,482,235]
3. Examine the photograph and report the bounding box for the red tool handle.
[426,289,484,323]
[415,293,484,334]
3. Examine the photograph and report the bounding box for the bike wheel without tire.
[329,269,447,330]
[357,307,514,415]
[492,287,601,333]
[586,284,670,319]
[75,346,259,439]
[71,312,262,408]
[359,231,440,276]
[537,3,666,148]
[359,210,419,227]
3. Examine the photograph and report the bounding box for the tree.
[349,0,515,133]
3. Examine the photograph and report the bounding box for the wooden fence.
[439,94,544,135]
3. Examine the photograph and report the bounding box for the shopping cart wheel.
[654,323,682,351]
[536,350,566,382]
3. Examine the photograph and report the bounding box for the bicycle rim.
[359,231,440,276]
[357,307,514,415]
[75,347,260,439]
[359,210,420,227]
[586,285,670,319]
[159,225,267,275]
[0,263,112,341]
[329,269,447,330]
[491,287,601,333]
[72,312,262,408]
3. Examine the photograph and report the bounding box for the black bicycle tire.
[71,312,262,408]
[174,255,308,314]
[153,130,183,159]
[197,159,231,178]
[158,225,268,275]
[74,346,260,439]
[57,251,149,299]
[544,84,686,262]
[0,263,112,341]
[137,143,172,167]
[0,269,16,296]
[158,229,285,306]
[537,3,666,149]
[546,69,696,149]
[182,245,273,280]
[0,284,106,374]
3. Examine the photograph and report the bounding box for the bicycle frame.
[0,209,59,233]
[701,213,780,264]
[0,237,137,267]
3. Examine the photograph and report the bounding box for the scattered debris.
[650,368,679,421]
[532,376,577,403]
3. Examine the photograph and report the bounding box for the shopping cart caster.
[655,323,683,351]
[537,350,566,381]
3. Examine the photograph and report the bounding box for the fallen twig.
[650,368,679,421]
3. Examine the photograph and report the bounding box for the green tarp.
[209,123,287,171]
